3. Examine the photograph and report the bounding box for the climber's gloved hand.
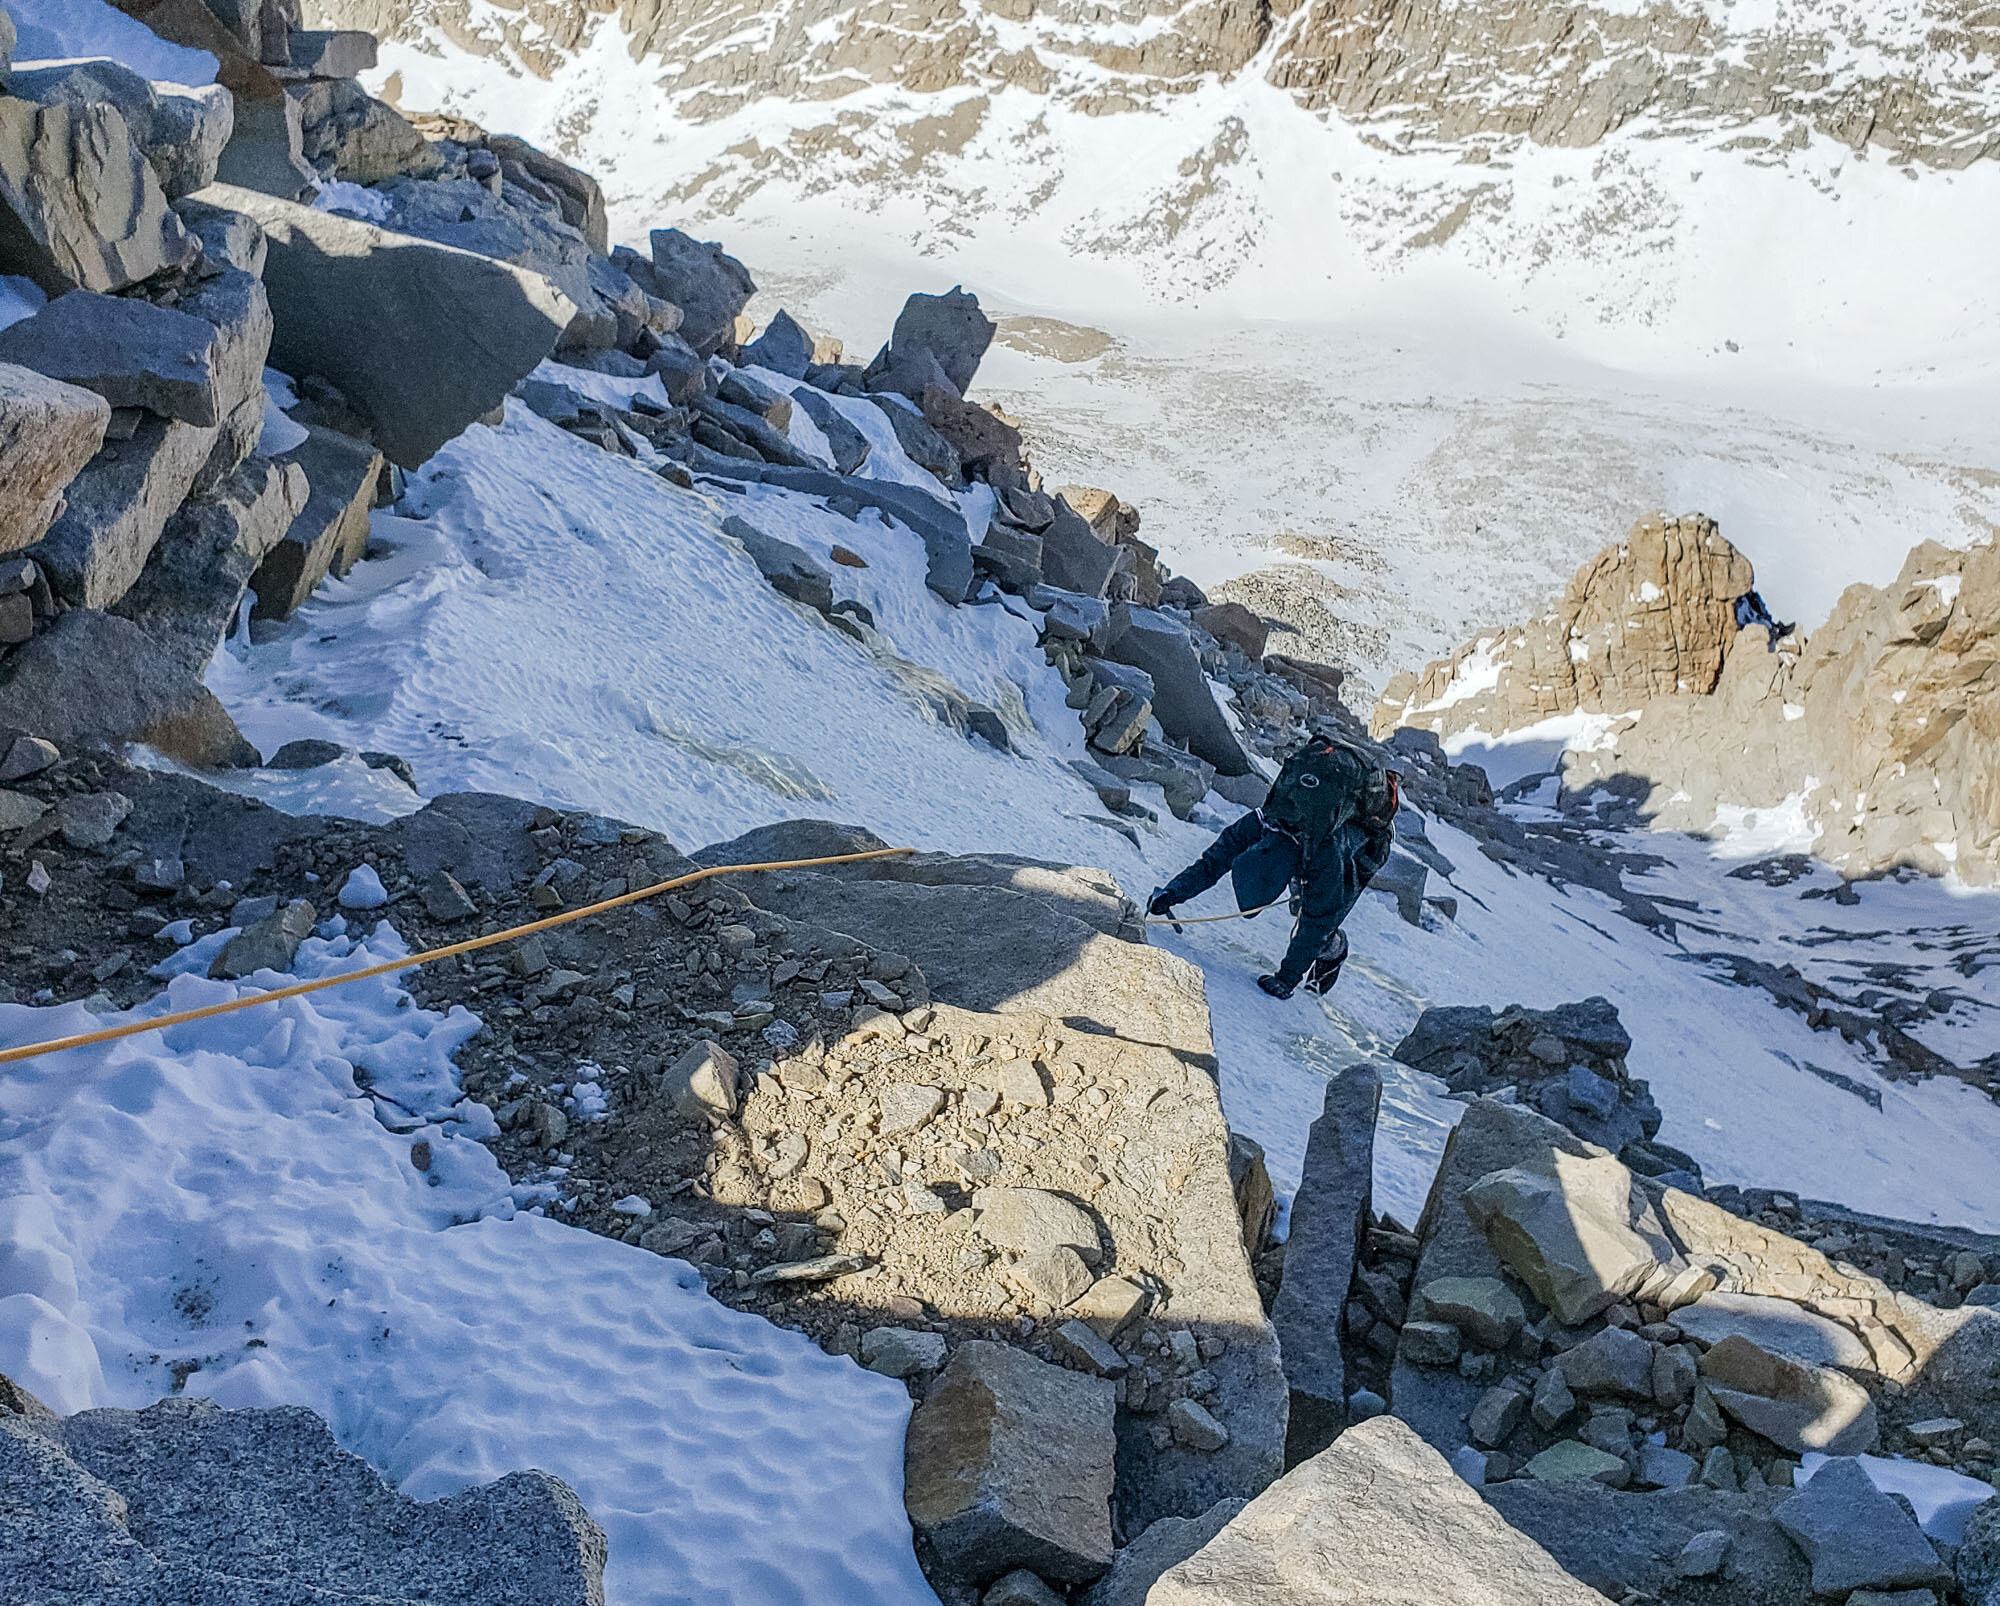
[1147,888,1185,933]
[1257,973,1296,1000]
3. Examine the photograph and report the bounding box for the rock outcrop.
[320,0,2000,175]
[1373,513,1754,743]
[1568,537,2000,884]
[1147,1414,1606,1604]
[1378,511,2000,885]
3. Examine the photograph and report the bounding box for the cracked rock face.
[325,0,1998,175]
[1373,513,1754,743]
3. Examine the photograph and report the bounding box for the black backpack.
[1263,738,1396,844]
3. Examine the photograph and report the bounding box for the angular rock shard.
[1461,1149,1664,1326]
[0,290,223,425]
[903,1340,1116,1586]
[185,182,574,467]
[252,424,382,619]
[0,97,198,295]
[0,362,110,552]
[1271,1062,1381,1464]
[1696,1333,1879,1455]
[645,228,754,357]
[1775,1457,1948,1595]
[1148,1415,1605,1605]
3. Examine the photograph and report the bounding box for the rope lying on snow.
[0,847,919,1067]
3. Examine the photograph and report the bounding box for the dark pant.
[1161,814,1384,987]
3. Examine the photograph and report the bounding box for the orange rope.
[0,846,918,1066]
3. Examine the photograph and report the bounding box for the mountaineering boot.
[1257,973,1295,999]
[1303,930,1349,995]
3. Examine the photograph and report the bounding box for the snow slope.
[0,925,935,1606]
[356,17,2000,686]
[213,409,2000,1236]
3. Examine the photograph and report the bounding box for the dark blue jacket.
[1159,808,1393,986]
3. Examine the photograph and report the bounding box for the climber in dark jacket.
[1733,590,1794,652]
[1149,738,1398,999]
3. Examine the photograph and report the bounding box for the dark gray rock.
[284,27,377,76]
[212,93,317,203]
[1369,845,1428,925]
[379,174,643,353]
[1039,498,1127,599]
[489,136,606,255]
[150,83,235,199]
[0,607,258,766]
[643,333,713,406]
[790,386,870,473]
[877,286,994,395]
[751,463,974,603]
[284,75,432,187]
[0,96,198,294]
[6,56,231,202]
[645,228,754,357]
[1099,744,1215,820]
[266,738,344,769]
[175,263,277,490]
[191,182,571,467]
[174,195,268,276]
[116,455,309,663]
[26,414,221,607]
[1486,1480,1809,1604]
[0,361,109,553]
[1272,1062,1382,1464]
[1556,1327,1655,1399]
[390,793,542,892]
[869,392,962,484]
[0,288,222,425]
[289,77,440,186]
[211,895,314,977]
[1080,1500,1246,1606]
[1774,1457,1949,1595]
[253,424,382,619]
[6,1392,606,1605]
[904,1340,1116,1586]
[742,309,814,378]
[722,513,835,615]
[1962,1493,2000,1606]
[1101,603,1251,776]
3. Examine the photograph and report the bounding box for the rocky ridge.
[316,0,2000,174]
[1375,516,2000,890]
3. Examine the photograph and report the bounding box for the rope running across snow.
[0,846,920,1067]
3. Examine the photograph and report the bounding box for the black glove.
[1147,888,1177,917]
[1257,973,1295,1000]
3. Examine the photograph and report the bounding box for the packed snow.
[0,927,935,1606]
